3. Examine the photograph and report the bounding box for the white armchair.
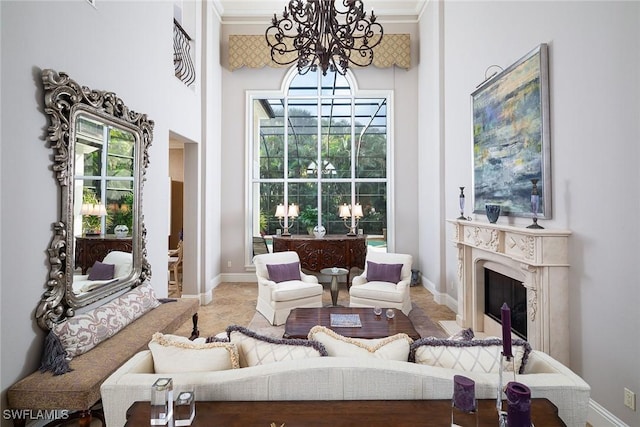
[72,250,133,294]
[349,251,413,315]
[253,251,324,325]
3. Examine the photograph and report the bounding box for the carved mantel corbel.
[520,262,539,322]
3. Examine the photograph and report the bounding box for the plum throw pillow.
[87,261,115,280]
[266,261,301,283]
[366,261,403,283]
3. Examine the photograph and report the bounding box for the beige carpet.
[172,282,455,340]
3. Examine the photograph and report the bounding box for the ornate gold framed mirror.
[36,69,153,330]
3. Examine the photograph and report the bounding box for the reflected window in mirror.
[74,115,135,238]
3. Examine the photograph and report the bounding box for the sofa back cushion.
[149,333,239,373]
[308,325,413,361]
[228,325,327,367]
[409,337,532,374]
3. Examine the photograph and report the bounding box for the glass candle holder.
[373,306,382,316]
[175,390,196,426]
[385,308,395,319]
[150,378,173,425]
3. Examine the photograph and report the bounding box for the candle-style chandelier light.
[266,0,384,76]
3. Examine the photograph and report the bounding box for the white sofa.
[101,349,590,427]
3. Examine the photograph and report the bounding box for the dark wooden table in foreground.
[125,399,566,426]
[283,307,421,340]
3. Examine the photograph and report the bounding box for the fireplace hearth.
[448,219,571,365]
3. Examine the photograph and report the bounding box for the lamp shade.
[352,203,364,219]
[338,203,351,219]
[274,204,286,218]
[80,203,107,216]
[288,203,299,218]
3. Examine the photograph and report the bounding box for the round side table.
[320,267,349,306]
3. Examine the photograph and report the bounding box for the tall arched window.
[247,68,392,263]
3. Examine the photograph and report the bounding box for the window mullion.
[316,77,322,228]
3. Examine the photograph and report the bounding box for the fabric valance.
[229,34,410,71]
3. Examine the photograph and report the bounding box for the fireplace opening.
[484,269,527,339]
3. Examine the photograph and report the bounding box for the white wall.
[219,23,422,276]
[0,1,205,421]
[418,0,448,303]
[420,1,640,424]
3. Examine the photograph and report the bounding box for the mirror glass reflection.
[71,113,137,296]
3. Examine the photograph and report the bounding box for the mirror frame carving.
[36,69,154,330]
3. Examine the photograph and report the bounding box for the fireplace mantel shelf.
[447,219,571,268]
[447,218,571,365]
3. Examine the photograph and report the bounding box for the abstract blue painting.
[472,44,551,218]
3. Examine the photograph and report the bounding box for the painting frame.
[471,43,551,219]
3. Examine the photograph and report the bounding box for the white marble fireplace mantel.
[447,219,572,365]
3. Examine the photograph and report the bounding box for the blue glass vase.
[485,204,501,223]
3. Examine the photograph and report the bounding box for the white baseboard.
[587,399,629,427]
[219,272,258,282]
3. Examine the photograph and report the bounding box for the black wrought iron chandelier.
[266,0,384,76]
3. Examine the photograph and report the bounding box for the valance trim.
[229,34,410,71]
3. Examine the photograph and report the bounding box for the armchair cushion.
[266,261,302,283]
[149,332,239,373]
[87,261,115,280]
[366,261,403,284]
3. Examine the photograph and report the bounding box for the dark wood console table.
[75,235,133,274]
[125,399,566,426]
[273,234,366,283]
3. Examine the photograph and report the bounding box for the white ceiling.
[212,1,427,23]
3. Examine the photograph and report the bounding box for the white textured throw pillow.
[149,333,239,373]
[53,282,161,358]
[227,325,327,367]
[410,337,531,373]
[307,325,413,361]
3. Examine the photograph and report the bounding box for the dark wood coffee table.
[283,307,421,340]
[125,399,567,426]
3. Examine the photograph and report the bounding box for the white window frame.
[244,67,395,268]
